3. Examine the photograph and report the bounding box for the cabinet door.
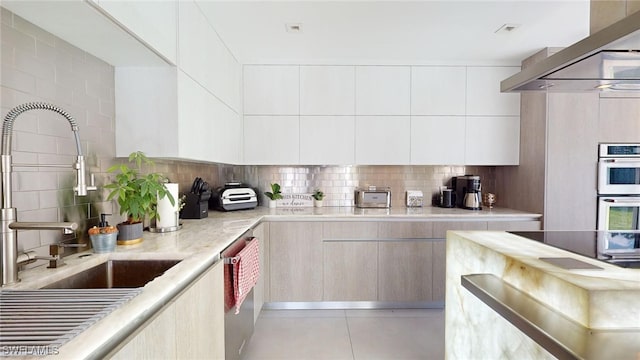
[175,261,225,360]
[252,223,269,320]
[244,116,300,164]
[465,116,520,165]
[243,65,299,115]
[111,303,177,359]
[487,221,541,231]
[378,221,434,238]
[411,116,465,165]
[300,66,355,115]
[299,116,355,164]
[323,241,378,301]
[411,66,466,116]
[179,1,240,111]
[269,222,323,301]
[356,66,410,115]
[466,67,520,116]
[378,241,433,302]
[432,240,446,302]
[355,116,410,164]
[178,71,241,164]
[98,0,177,64]
[432,221,488,238]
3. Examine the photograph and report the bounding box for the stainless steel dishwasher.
[222,230,255,360]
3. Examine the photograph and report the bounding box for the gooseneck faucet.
[1,102,96,286]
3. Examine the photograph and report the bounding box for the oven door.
[597,158,640,194]
[597,196,640,231]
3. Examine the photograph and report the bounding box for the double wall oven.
[596,144,640,267]
[597,143,640,232]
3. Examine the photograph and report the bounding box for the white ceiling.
[199,0,591,66]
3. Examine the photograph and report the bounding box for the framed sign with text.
[276,193,314,207]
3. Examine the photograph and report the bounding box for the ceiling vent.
[285,23,303,33]
[495,23,520,34]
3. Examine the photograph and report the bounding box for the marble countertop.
[4,206,541,358]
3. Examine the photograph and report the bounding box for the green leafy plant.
[264,183,283,200]
[312,189,324,201]
[105,151,175,224]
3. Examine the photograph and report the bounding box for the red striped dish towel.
[233,238,260,314]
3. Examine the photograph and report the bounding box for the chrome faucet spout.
[1,102,95,286]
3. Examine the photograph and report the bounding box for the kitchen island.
[3,206,540,359]
[445,230,640,360]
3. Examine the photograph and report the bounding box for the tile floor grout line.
[344,311,357,360]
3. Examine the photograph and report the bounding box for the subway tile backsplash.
[244,165,496,208]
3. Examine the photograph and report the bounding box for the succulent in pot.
[264,183,283,208]
[105,151,175,244]
[312,189,324,207]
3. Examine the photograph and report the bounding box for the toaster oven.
[355,187,391,208]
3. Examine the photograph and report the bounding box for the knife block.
[180,191,211,219]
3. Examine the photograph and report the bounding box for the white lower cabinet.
[110,261,225,359]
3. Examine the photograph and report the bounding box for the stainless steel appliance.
[463,190,482,210]
[222,230,256,360]
[597,144,640,232]
[501,10,640,92]
[597,143,640,195]
[355,186,391,208]
[453,175,482,210]
[210,182,258,211]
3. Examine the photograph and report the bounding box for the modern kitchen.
[0,1,639,359]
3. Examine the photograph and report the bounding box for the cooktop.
[508,231,640,269]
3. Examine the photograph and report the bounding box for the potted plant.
[105,151,175,244]
[264,183,283,208]
[312,189,325,207]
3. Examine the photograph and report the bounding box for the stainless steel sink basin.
[43,259,181,289]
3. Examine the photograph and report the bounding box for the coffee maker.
[452,175,482,210]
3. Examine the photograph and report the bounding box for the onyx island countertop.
[4,206,542,359]
[445,230,640,360]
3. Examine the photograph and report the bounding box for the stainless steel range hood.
[501,10,640,92]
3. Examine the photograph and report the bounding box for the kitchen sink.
[43,259,181,289]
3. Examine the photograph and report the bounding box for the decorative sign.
[276,193,314,207]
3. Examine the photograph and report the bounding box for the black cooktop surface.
[508,231,640,269]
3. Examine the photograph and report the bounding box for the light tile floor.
[242,309,445,360]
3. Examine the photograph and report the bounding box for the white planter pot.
[268,199,277,208]
[314,199,324,207]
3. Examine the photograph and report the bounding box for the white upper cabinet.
[355,116,410,164]
[300,66,355,115]
[177,72,241,164]
[411,67,466,116]
[465,116,520,165]
[356,67,411,115]
[244,116,300,164]
[411,116,466,165]
[178,1,240,111]
[115,67,179,158]
[244,65,299,115]
[300,116,355,164]
[97,0,178,64]
[466,67,521,116]
[115,68,241,164]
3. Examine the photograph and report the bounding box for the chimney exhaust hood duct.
[501,10,640,92]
